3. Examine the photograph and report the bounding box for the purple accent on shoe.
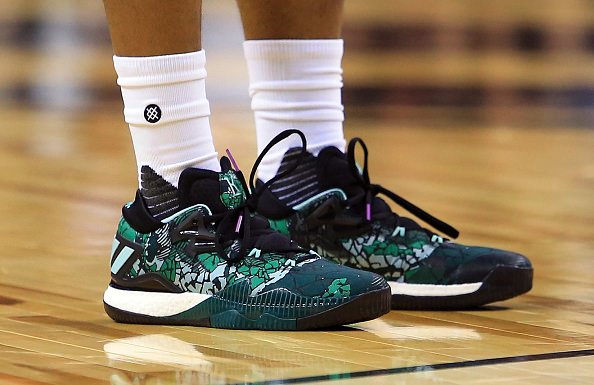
[366,203,372,221]
[235,214,243,233]
[226,149,240,171]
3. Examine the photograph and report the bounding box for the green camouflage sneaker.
[254,135,533,309]
[103,136,390,330]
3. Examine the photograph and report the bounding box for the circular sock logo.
[144,104,162,123]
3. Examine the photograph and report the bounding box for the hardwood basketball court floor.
[1,106,593,384]
[2,1,594,383]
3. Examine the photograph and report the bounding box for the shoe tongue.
[317,146,365,198]
[316,146,421,230]
[178,157,247,214]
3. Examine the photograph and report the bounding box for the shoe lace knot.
[346,137,459,239]
[213,129,311,263]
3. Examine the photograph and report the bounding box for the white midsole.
[104,286,211,317]
[388,281,482,297]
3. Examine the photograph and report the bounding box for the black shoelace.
[346,137,459,239]
[212,129,310,263]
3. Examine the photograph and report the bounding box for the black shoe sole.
[104,286,391,330]
[391,266,533,310]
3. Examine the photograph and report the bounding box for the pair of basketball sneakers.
[104,129,533,330]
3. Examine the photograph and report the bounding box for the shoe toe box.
[421,243,532,284]
[269,257,389,299]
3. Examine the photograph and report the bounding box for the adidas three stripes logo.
[110,238,137,275]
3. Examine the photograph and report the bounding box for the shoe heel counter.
[268,218,291,235]
[116,216,138,243]
[255,184,295,219]
[109,216,183,293]
[110,216,138,271]
[110,220,143,278]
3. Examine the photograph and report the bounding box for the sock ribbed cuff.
[114,50,219,190]
[243,39,346,182]
[114,51,207,86]
[114,51,211,127]
[243,39,344,67]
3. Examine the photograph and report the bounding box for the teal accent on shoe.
[161,203,212,223]
[268,218,290,235]
[105,142,392,329]
[111,245,135,275]
[110,238,120,260]
[255,137,533,309]
[164,282,348,329]
[292,188,347,211]
[219,170,246,209]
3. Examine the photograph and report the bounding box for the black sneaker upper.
[256,137,532,286]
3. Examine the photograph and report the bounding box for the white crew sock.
[243,39,346,182]
[114,50,220,193]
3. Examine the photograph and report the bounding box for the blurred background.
[1,6,594,382]
[3,0,594,128]
[1,0,594,259]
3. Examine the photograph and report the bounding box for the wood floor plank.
[1,109,594,384]
[2,1,594,382]
[0,106,594,383]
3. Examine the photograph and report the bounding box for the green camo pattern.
[117,207,357,297]
[271,190,489,285]
[219,170,245,209]
[115,173,358,299]
[106,169,393,329]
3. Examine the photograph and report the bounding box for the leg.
[237,0,343,40]
[104,0,201,56]
[102,0,391,329]
[238,0,346,183]
[242,1,533,309]
[104,0,218,220]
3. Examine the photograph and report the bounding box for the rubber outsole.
[391,266,533,310]
[104,285,391,330]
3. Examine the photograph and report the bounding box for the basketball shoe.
[103,132,391,330]
[254,135,533,309]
